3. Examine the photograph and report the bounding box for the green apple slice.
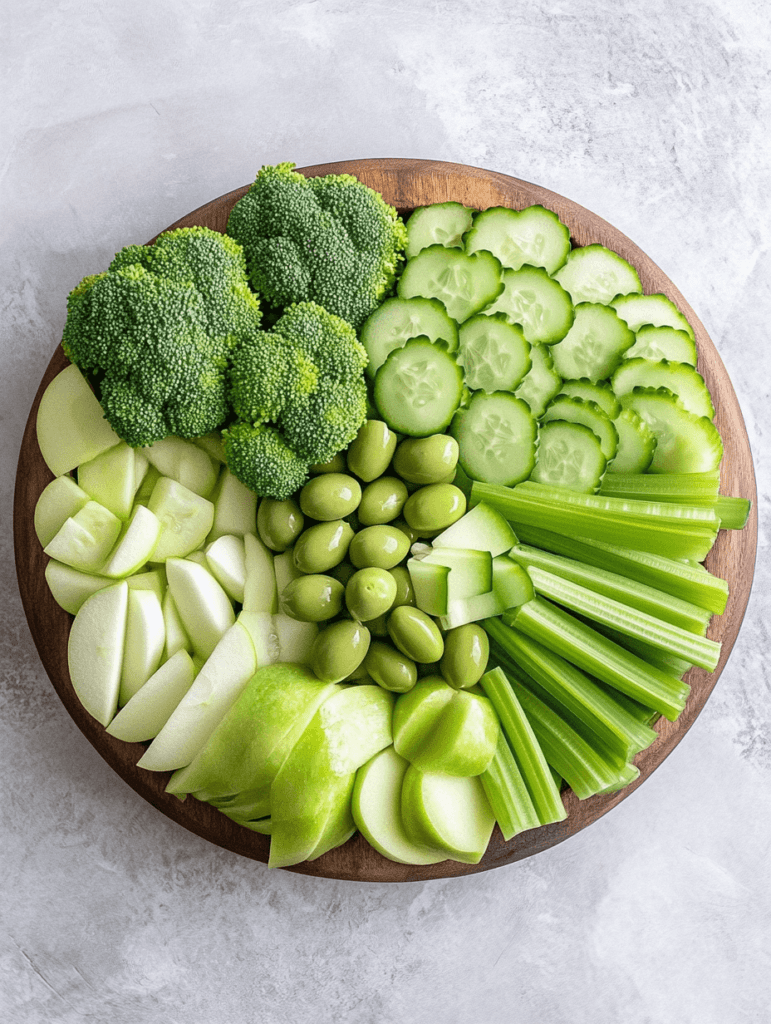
[192,431,226,464]
[273,613,317,665]
[134,464,161,507]
[208,787,271,819]
[137,620,257,771]
[118,588,165,705]
[34,476,90,547]
[166,557,235,661]
[68,581,129,725]
[409,690,499,776]
[36,363,121,477]
[147,477,215,561]
[306,778,358,861]
[166,664,338,798]
[106,649,196,742]
[206,535,246,603]
[236,611,280,666]
[392,677,454,763]
[126,567,166,603]
[44,500,122,573]
[101,505,161,579]
[77,441,137,520]
[162,589,191,659]
[142,436,218,498]
[273,548,302,597]
[401,766,495,864]
[134,450,150,492]
[45,560,113,614]
[207,467,258,542]
[243,533,278,613]
[352,747,448,865]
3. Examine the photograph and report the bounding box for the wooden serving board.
[14,159,758,881]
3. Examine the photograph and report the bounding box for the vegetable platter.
[14,158,757,881]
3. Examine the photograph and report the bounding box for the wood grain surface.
[13,159,758,881]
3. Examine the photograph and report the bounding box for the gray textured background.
[2,2,769,1021]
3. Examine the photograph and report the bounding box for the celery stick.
[506,597,690,721]
[471,480,719,562]
[715,496,751,530]
[523,567,721,671]
[479,668,566,824]
[575,615,694,679]
[549,767,563,791]
[598,762,640,794]
[485,619,657,758]
[599,471,720,504]
[510,544,712,635]
[480,733,541,840]
[512,524,728,614]
[591,678,659,727]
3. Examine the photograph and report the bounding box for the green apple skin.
[166,557,235,661]
[166,664,340,798]
[101,505,161,579]
[106,649,196,743]
[137,619,257,772]
[401,765,495,864]
[243,533,278,613]
[241,817,273,835]
[306,775,358,861]
[352,747,448,865]
[34,476,90,548]
[44,500,122,573]
[142,435,218,498]
[410,690,499,777]
[67,581,129,726]
[36,364,121,477]
[269,685,394,868]
[392,677,454,763]
[147,477,214,561]
[45,560,112,615]
[205,534,246,603]
[207,786,271,821]
[118,588,166,706]
[77,441,137,521]
[207,467,258,542]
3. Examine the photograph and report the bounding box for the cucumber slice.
[542,395,619,461]
[515,344,563,418]
[457,313,531,392]
[451,392,537,486]
[431,501,517,556]
[624,325,698,367]
[553,244,642,305]
[620,388,723,474]
[438,556,533,629]
[484,266,574,345]
[611,293,694,339]
[612,358,714,420]
[464,205,571,275]
[530,421,607,493]
[397,245,503,324]
[374,338,463,436]
[360,296,459,379]
[558,379,621,420]
[405,203,475,260]
[407,558,450,616]
[549,303,634,382]
[607,408,656,474]
[422,547,493,599]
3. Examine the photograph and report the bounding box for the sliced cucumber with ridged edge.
[607,408,656,474]
[360,296,459,379]
[457,313,531,393]
[558,379,621,420]
[397,245,503,324]
[374,337,463,437]
[624,325,697,367]
[619,388,722,474]
[612,357,714,420]
[549,302,634,382]
[542,395,619,462]
[515,344,563,418]
[464,205,571,275]
[530,420,607,493]
[405,203,475,260]
[611,293,694,339]
[553,244,642,306]
[484,265,574,345]
[451,391,537,486]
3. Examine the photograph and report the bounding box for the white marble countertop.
[2,2,769,1021]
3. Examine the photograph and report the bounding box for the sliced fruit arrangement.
[31,170,752,872]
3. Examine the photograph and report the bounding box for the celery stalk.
[574,614,693,680]
[715,496,752,530]
[598,471,720,504]
[480,733,541,840]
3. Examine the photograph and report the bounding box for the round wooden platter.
[14,159,758,882]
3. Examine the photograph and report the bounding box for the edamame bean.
[403,484,466,534]
[358,477,408,526]
[349,525,410,570]
[440,624,490,689]
[364,641,418,693]
[363,612,390,637]
[328,560,357,587]
[393,435,459,485]
[299,473,361,521]
[311,621,371,683]
[257,497,304,552]
[391,517,420,546]
[309,453,347,474]
[281,574,344,622]
[346,420,397,482]
[293,520,354,574]
[387,606,444,663]
[345,567,398,622]
[389,566,416,608]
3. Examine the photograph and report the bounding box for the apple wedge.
[34,476,90,547]
[137,619,257,772]
[243,533,278,613]
[77,441,137,520]
[401,766,495,864]
[68,581,129,726]
[45,560,113,615]
[147,477,214,561]
[206,534,247,604]
[106,649,196,743]
[142,435,218,498]
[36,364,121,477]
[101,505,161,579]
[118,588,165,706]
[166,557,235,661]
[162,590,191,660]
[207,467,258,541]
[44,500,123,574]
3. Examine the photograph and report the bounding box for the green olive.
[311,621,371,683]
[257,497,304,552]
[358,477,409,526]
[280,574,344,622]
[393,435,460,485]
[293,520,354,574]
[349,525,410,570]
[440,624,490,689]
[346,420,397,482]
[345,567,398,622]
[299,473,361,521]
[403,484,467,534]
[387,606,444,664]
[364,641,418,693]
[309,453,347,474]
[389,566,416,608]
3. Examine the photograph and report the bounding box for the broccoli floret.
[227,163,408,330]
[228,330,318,424]
[281,376,368,465]
[62,228,260,447]
[222,422,310,501]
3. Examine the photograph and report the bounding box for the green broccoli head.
[226,163,408,330]
[280,376,368,465]
[222,421,310,501]
[62,228,259,447]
